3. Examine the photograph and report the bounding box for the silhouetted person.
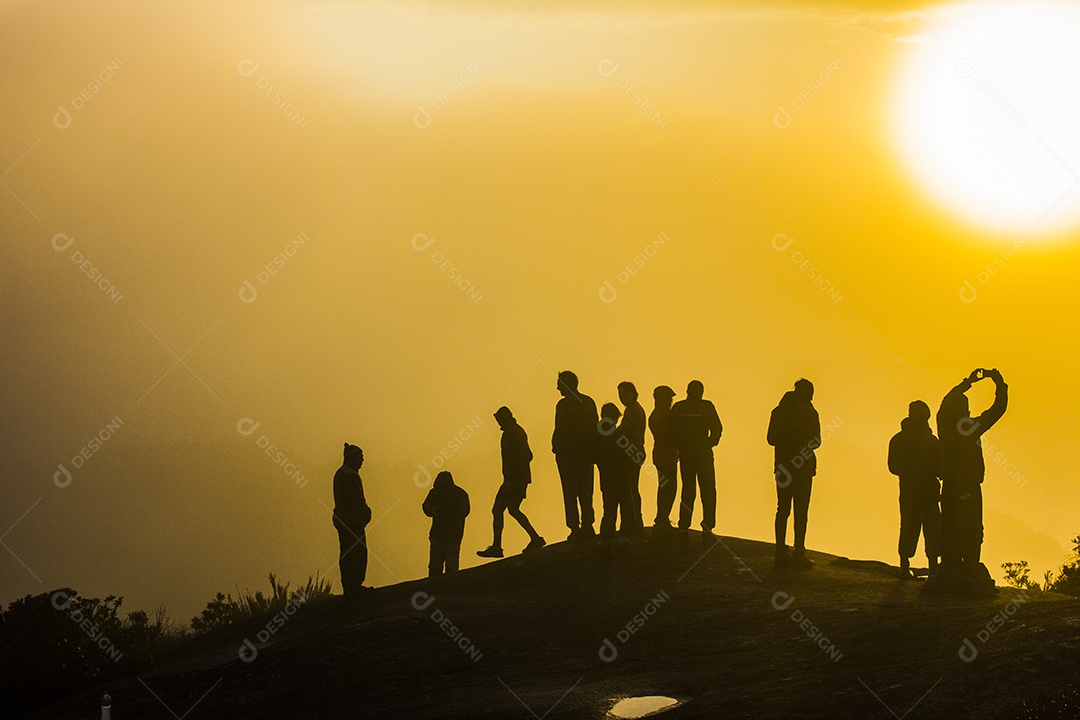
[423,470,471,577]
[333,443,372,598]
[478,406,545,557]
[768,379,820,569]
[597,402,633,545]
[552,371,599,541]
[649,385,679,532]
[888,401,942,579]
[617,381,647,532]
[669,380,723,544]
[937,368,1008,585]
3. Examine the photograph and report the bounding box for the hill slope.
[25,532,1080,719]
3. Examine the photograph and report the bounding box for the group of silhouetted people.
[889,368,1008,593]
[329,367,1007,598]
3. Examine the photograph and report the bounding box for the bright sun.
[893,1,1080,237]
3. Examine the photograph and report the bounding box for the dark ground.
[24,531,1080,719]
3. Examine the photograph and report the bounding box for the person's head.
[557,370,579,397]
[793,378,814,402]
[653,385,675,408]
[617,381,638,406]
[686,380,704,399]
[494,405,515,429]
[343,443,364,469]
[940,391,970,420]
[908,400,931,423]
[600,402,622,422]
[434,470,454,488]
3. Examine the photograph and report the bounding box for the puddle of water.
[609,695,680,718]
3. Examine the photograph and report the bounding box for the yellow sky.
[2,0,1078,619]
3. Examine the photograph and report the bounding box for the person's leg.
[445,543,460,573]
[627,463,643,531]
[355,529,368,586]
[508,496,541,541]
[774,476,793,547]
[655,461,677,526]
[337,526,360,595]
[556,456,580,532]
[922,480,942,567]
[599,475,617,540]
[492,498,507,549]
[793,475,813,552]
[938,487,959,565]
[898,478,920,562]
[972,485,984,565]
[576,457,596,533]
[428,541,441,577]
[699,451,716,532]
[678,454,699,531]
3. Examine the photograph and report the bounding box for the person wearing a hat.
[478,407,545,557]
[649,385,679,533]
[333,443,372,598]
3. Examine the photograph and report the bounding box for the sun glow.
[892,1,1080,237]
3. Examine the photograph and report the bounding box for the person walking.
[478,406,545,558]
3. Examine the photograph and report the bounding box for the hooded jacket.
[422,475,470,544]
[767,391,821,476]
[501,421,533,485]
[888,417,941,482]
